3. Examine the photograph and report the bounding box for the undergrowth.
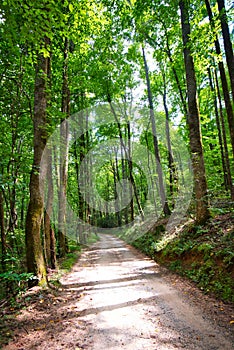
[0,232,100,303]
[128,213,234,303]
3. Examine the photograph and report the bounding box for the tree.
[25,41,50,285]
[207,67,234,199]
[58,37,70,258]
[0,189,6,271]
[142,46,171,216]
[44,146,56,269]
[205,0,234,158]
[179,0,210,224]
[217,0,234,102]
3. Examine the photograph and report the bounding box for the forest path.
[3,233,234,350]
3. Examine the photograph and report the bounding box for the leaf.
[69,3,74,12]
[39,47,50,58]
[35,324,46,331]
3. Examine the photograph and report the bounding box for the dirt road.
[3,234,234,349]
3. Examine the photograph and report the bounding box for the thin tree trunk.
[161,67,177,200]
[44,147,56,268]
[78,112,86,243]
[120,143,129,224]
[58,37,70,257]
[112,157,122,226]
[145,133,158,214]
[142,45,171,216]
[73,139,83,243]
[0,189,6,271]
[217,0,234,102]
[143,30,188,116]
[208,68,228,189]
[114,150,123,226]
[179,0,210,224]
[214,67,234,200]
[43,44,56,268]
[205,0,234,158]
[108,98,145,220]
[20,191,25,229]
[127,122,134,222]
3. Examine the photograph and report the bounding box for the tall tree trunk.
[120,141,129,224]
[58,37,70,257]
[145,133,158,214]
[43,44,56,268]
[208,67,234,199]
[142,46,171,216]
[0,189,6,271]
[205,0,234,158]
[127,122,134,222]
[84,109,91,238]
[108,98,144,220]
[25,44,49,285]
[217,0,234,102]
[179,0,210,224]
[73,139,84,243]
[143,30,188,116]
[161,66,177,200]
[208,68,228,190]
[20,176,27,229]
[44,147,56,269]
[78,111,86,244]
[115,151,123,226]
[214,67,234,200]
[112,157,122,227]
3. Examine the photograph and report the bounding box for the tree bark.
[58,37,70,257]
[112,157,122,227]
[44,147,56,269]
[217,0,234,102]
[0,189,6,271]
[161,66,177,201]
[78,111,86,244]
[179,0,210,224]
[127,122,134,222]
[208,68,228,190]
[142,46,171,216]
[205,0,234,158]
[25,47,49,286]
[214,67,234,200]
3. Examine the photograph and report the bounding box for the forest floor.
[1,233,234,349]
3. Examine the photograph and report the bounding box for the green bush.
[0,271,35,298]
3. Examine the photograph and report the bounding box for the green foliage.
[163,239,195,257]
[216,248,234,268]
[127,214,234,302]
[130,225,165,257]
[0,271,35,299]
[60,252,80,271]
[97,214,119,228]
[169,260,182,272]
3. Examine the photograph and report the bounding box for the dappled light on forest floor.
[1,234,234,350]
